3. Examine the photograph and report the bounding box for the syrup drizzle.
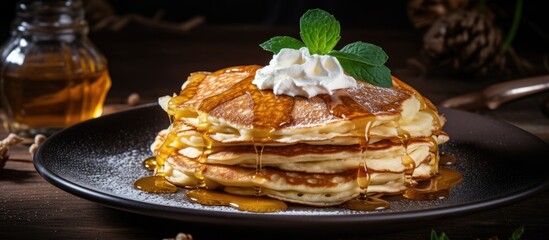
[397,128,416,186]
[135,67,461,212]
[252,141,267,195]
[142,156,157,171]
[133,130,179,193]
[137,66,290,212]
[440,152,457,165]
[344,193,390,211]
[321,89,389,210]
[195,112,213,188]
[168,72,208,119]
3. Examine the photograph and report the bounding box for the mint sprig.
[259,8,393,88]
[259,36,305,55]
[299,8,341,55]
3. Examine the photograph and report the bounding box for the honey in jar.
[0,0,111,136]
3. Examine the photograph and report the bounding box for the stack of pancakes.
[151,65,448,206]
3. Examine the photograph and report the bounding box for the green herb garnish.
[430,226,525,240]
[259,8,392,88]
[431,229,450,240]
[509,225,524,240]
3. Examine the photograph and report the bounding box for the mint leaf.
[338,58,393,87]
[258,8,394,88]
[329,41,388,66]
[299,9,340,55]
[509,226,524,240]
[259,36,305,54]
[430,230,450,240]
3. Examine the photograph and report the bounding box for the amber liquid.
[1,69,111,135]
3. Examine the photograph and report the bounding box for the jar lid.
[14,0,87,34]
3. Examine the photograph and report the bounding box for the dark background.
[0,0,547,52]
[0,0,547,100]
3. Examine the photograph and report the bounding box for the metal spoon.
[440,75,549,111]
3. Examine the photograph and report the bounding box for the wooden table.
[1,25,549,240]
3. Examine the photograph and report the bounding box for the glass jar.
[0,0,111,137]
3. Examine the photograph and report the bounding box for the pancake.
[142,65,452,208]
[163,65,444,144]
[163,155,405,206]
[152,127,448,175]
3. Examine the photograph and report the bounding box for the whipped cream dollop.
[252,47,357,98]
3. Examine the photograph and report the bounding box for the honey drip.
[142,157,157,171]
[357,160,370,192]
[194,165,207,188]
[354,119,375,208]
[186,189,287,212]
[440,152,457,165]
[167,72,208,118]
[425,137,439,156]
[134,130,178,193]
[252,141,267,195]
[344,194,390,211]
[425,136,441,171]
[356,119,374,197]
[420,97,442,134]
[395,78,442,134]
[195,112,214,188]
[403,167,463,200]
[321,90,388,210]
[397,128,416,181]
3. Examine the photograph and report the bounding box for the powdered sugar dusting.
[39,122,456,216]
[61,148,360,215]
[35,105,548,222]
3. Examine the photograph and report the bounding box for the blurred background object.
[408,0,549,80]
[0,0,111,137]
[1,0,547,80]
[407,0,471,29]
[0,0,547,115]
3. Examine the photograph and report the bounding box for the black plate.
[34,103,549,230]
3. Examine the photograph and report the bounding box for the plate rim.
[33,103,549,229]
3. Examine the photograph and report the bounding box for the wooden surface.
[1,25,549,240]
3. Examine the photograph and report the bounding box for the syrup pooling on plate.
[403,167,463,200]
[186,189,287,212]
[134,176,178,194]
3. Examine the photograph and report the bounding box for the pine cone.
[422,8,507,77]
[407,0,471,29]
